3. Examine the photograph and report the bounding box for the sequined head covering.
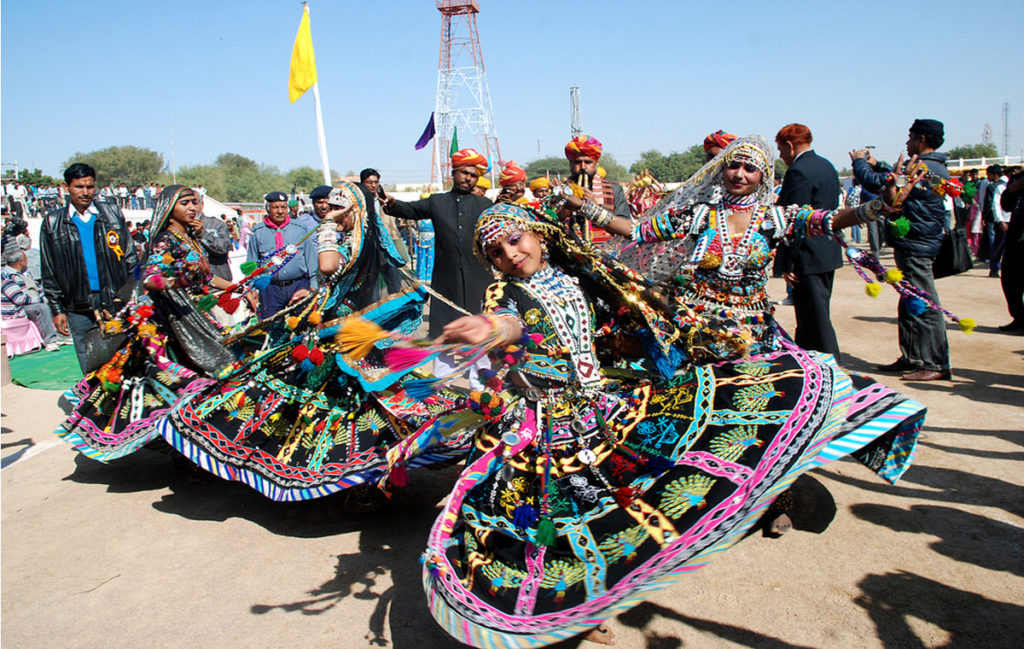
[326,180,369,276]
[498,160,527,187]
[147,184,195,243]
[703,130,738,153]
[640,135,776,218]
[450,148,488,171]
[564,134,603,161]
[528,177,550,191]
[474,202,558,268]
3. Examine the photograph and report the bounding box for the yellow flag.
[288,6,317,103]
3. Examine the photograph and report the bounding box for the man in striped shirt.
[1,247,71,351]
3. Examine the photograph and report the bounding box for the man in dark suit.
[384,148,493,387]
[775,123,843,360]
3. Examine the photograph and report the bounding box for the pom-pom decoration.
[865,282,882,298]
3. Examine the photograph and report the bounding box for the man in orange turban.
[562,134,630,240]
[497,161,527,203]
[384,148,493,386]
[703,130,737,161]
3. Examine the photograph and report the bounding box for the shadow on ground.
[247,464,464,648]
[855,571,1024,649]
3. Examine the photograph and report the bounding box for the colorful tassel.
[291,345,309,362]
[957,317,976,334]
[298,359,314,373]
[644,456,673,475]
[384,346,435,371]
[906,296,927,316]
[615,487,640,508]
[196,294,217,312]
[390,463,409,487]
[251,274,271,291]
[889,216,910,238]
[513,503,539,529]
[307,310,322,325]
[286,316,302,329]
[535,517,557,547]
[884,268,903,284]
[239,261,259,275]
[403,378,442,401]
[308,347,325,365]
[336,317,390,360]
[865,282,882,298]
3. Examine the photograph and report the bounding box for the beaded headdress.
[474,202,558,268]
[641,134,776,218]
[327,181,368,277]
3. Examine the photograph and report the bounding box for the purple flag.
[414,112,436,150]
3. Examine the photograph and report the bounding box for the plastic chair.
[0,316,44,357]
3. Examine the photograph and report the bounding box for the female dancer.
[159,182,463,501]
[575,134,926,528]
[416,197,923,648]
[57,185,237,461]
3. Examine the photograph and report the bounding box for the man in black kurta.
[385,148,493,338]
[775,123,843,361]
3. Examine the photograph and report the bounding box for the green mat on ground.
[7,345,83,390]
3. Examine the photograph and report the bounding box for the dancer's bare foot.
[584,624,617,645]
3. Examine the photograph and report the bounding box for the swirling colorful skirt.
[420,339,923,648]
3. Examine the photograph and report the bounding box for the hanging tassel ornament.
[335,317,390,360]
[615,486,641,508]
[513,503,539,529]
[865,282,882,298]
[390,463,409,487]
[535,516,557,548]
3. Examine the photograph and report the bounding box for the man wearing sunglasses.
[774,123,843,362]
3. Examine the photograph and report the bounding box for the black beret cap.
[265,191,289,203]
[309,185,333,199]
[910,118,944,138]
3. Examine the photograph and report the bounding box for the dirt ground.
[2,252,1022,649]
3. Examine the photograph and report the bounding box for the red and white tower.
[431,0,502,186]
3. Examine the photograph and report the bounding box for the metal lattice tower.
[570,87,582,137]
[431,0,501,186]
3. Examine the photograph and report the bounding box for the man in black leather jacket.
[852,119,952,381]
[39,163,138,371]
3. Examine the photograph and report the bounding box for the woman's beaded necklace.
[713,193,766,280]
[519,265,600,387]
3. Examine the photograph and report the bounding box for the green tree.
[1,168,60,186]
[286,166,324,192]
[63,145,165,186]
[524,156,570,179]
[629,145,706,182]
[175,164,226,198]
[947,143,999,160]
[597,153,630,182]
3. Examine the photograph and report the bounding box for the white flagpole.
[311,80,331,186]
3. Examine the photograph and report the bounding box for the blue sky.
[2,0,1022,184]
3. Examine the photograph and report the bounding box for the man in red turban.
[562,134,630,241]
[497,161,527,203]
[703,130,737,161]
